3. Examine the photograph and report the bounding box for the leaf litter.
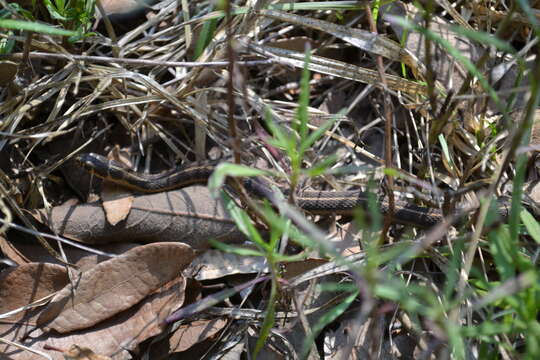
[0,0,539,359]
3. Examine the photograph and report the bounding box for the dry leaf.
[244,38,426,96]
[100,150,135,226]
[0,61,18,86]
[261,10,406,64]
[167,318,227,353]
[0,235,30,265]
[37,242,195,333]
[0,263,69,356]
[281,258,328,280]
[323,309,416,359]
[0,263,69,321]
[7,276,187,360]
[101,185,134,226]
[32,186,243,249]
[73,243,139,273]
[1,240,139,271]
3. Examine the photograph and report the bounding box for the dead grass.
[0,1,539,359]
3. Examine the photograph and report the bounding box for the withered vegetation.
[0,1,539,359]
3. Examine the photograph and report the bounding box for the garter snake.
[76,152,452,228]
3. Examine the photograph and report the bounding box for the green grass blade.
[488,227,516,280]
[300,115,338,154]
[302,154,337,177]
[438,134,454,169]
[300,288,359,359]
[193,17,217,60]
[207,162,270,198]
[0,19,76,36]
[209,240,265,257]
[521,209,540,244]
[264,106,290,150]
[219,191,268,250]
[253,277,278,358]
[42,0,68,21]
[449,25,515,54]
[295,47,311,147]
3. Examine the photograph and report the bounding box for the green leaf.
[450,25,515,54]
[0,35,15,55]
[42,0,69,21]
[374,281,425,313]
[461,322,515,337]
[300,115,339,154]
[261,206,316,249]
[253,278,278,358]
[295,47,311,145]
[264,107,290,149]
[193,18,217,60]
[383,167,400,177]
[220,191,266,248]
[443,237,465,300]
[272,252,309,262]
[264,136,288,151]
[521,209,540,244]
[488,227,516,280]
[207,162,270,198]
[438,134,454,168]
[301,289,359,359]
[302,155,337,177]
[0,19,77,36]
[54,0,66,11]
[1,3,34,20]
[209,240,265,257]
[68,30,96,43]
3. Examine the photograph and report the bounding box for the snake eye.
[75,154,89,166]
[76,153,100,171]
[76,153,113,179]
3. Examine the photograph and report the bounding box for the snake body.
[76,153,447,228]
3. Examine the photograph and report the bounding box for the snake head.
[75,153,108,175]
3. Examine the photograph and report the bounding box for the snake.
[75,152,461,228]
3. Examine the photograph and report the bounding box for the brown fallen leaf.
[281,258,328,280]
[3,240,139,271]
[0,60,18,86]
[167,318,227,354]
[0,263,69,321]
[32,186,244,249]
[37,242,195,333]
[72,243,140,273]
[0,235,30,265]
[99,149,135,226]
[6,276,187,360]
[101,185,134,226]
[0,263,69,356]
